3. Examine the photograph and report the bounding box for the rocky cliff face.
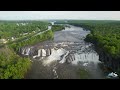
[95,47,120,73]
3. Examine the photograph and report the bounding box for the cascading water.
[25,48,31,55]
[24,25,105,79]
[41,49,46,57]
[22,48,25,55]
[59,51,69,63]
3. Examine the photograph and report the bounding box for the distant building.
[11,37,14,40]
[21,23,26,26]
[65,21,68,23]
[32,31,36,33]
[51,22,54,25]
[16,23,19,26]
[11,37,16,41]
[50,21,56,25]
[48,26,52,30]
[16,23,28,26]
[22,33,28,35]
[0,39,7,44]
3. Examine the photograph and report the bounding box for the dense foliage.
[0,21,49,39]
[51,25,65,32]
[83,23,120,58]
[0,47,31,79]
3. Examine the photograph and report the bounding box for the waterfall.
[72,54,75,61]
[22,48,25,55]
[25,48,31,55]
[41,49,46,57]
[33,55,37,59]
[67,54,74,63]
[33,49,41,58]
[59,51,69,63]
[46,49,51,56]
[85,54,86,60]
[68,54,74,62]
[80,54,81,59]
[38,49,41,57]
[48,49,51,56]
[33,49,50,58]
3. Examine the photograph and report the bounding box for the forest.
[0,21,49,44]
[51,25,65,32]
[0,46,31,79]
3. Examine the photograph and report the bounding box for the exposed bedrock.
[96,49,120,73]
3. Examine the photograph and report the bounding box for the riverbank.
[83,24,120,78]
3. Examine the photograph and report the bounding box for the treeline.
[0,47,31,79]
[55,20,120,24]
[51,25,65,32]
[82,23,120,58]
[0,21,49,39]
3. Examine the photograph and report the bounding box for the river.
[24,25,105,79]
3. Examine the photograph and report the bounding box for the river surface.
[24,25,105,79]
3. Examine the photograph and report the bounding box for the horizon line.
[0,19,120,21]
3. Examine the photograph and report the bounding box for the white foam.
[83,63,88,66]
[38,49,41,57]
[25,48,30,55]
[33,49,41,58]
[42,48,66,66]
[41,49,46,57]
[22,48,25,55]
[107,72,118,78]
[72,52,100,65]
[59,51,69,63]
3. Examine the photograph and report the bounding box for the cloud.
[0,11,120,20]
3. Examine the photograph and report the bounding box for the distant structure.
[48,26,52,30]
[0,39,7,44]
[51,22,54,25]
[16,23,28,26]
[11,37,15,40]
[65,21,68,23]
[50,21,56,25]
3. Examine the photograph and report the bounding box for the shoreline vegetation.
[0,21,65,79]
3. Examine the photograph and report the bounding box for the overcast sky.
[0,11,120,20]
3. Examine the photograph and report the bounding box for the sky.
[0,11,120,20]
